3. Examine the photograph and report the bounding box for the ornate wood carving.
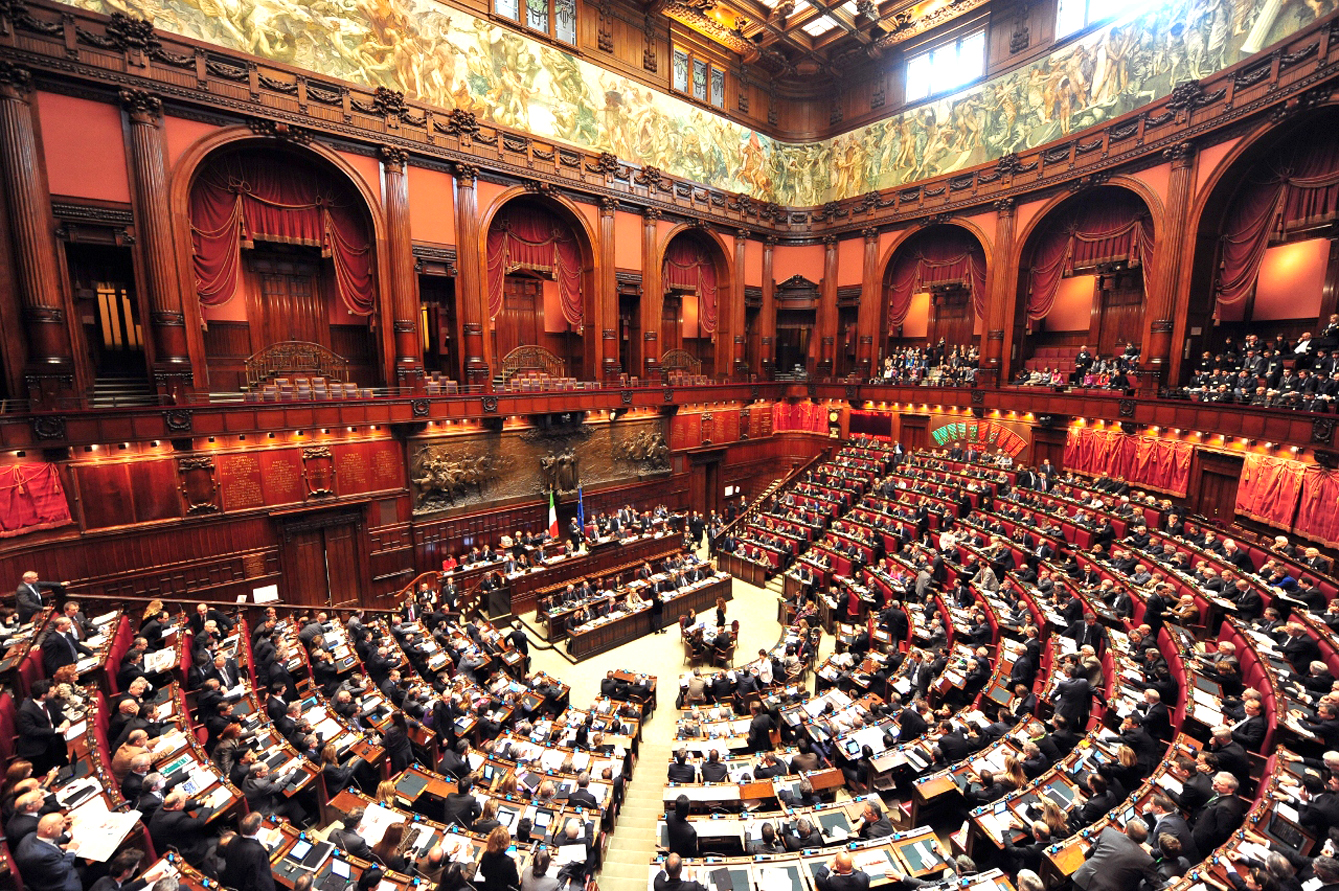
[302,446,336,498]
[177,456,219,514]
[500,345,567,382]
[245,341,349,389]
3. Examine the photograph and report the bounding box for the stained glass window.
[673,48,690,92]
[692,59,709,102]
[554,0,576,44]
[710,67,725,108]
[495,0,519,20]
[526,0,548,36]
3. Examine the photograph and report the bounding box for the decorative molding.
[118,87,161,121]
[410,398,430,417]
[481,395,499,413]
[1312,417,1335,445]
[1118,399,1136,418]
[379,145,409,170]
[30,415,65,441]
[162,408,193,433]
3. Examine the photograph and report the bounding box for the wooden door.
[929,287,975,347]
[284,528,331,607]
[496,276,543,360]
[900,415,929,452]
[279,511,370,607]
[1096,272,1145,357]
[324,523,362,608]
[250,255,324,349]
[1192,451,1243,524]
[662,294,683,352]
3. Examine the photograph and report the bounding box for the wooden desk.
[567,576,731,660]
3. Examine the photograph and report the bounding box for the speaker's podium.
[486,585,513,621]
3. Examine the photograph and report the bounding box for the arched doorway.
[879,224,988,378]
[661,229,731,379]
[1014,187,1154,383]
[185,144,382,392]
[1181,108,1339,383]
[484,197,596,382]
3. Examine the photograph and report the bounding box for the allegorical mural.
[64,0,1335,204]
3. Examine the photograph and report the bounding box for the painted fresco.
[64,0,1334,204]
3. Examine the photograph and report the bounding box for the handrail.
[712,445,830,553]
[245,340,350,389]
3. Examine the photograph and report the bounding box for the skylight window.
[802,14,838,34]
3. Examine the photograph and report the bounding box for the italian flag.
[548,489,559,539]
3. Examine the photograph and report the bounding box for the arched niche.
[480,193,597,382]
[659,227,732,379]
[169,136,388,393]
[1180,107,1339,381]
[878,224,989,378]
[1012,185,1156,383]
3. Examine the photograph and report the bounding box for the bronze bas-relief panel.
[409,417,670,514]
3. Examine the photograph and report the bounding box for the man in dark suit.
[14,813,81,891]
[746,703,773,753]
[568,773,600,809]
[812,851,871,891]
[1167,755,1215,814]
[652,854,709,891]
[87,848,147,891]
[1281,622,1323,673]
[16,680,68,775]
[1136,689,1172,741]
[441,776,482,828]
[1051,665,1094,729]
[1207,726,1251,781]
[187,603,235,637]
[1229,699,1268,751]
[327,809,375,860]
[1064,613,1107,654]
[1070,773,1120,829]
[1145,794,1198,863]
[1191,772,1246,855]
[241,762,307,826]
[667,749,697,783]
[699,750,729,784]
[14,572,64,624]
[666,795,698,857]
[5,791,44,847]
[1072,821,1161,891]
[221,813,276,891]
[40,616,93,677]
[147,791,214,868]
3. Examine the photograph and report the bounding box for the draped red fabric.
[663,237,719,335]
[1236,455,1304,527]
[0,464,73,537]
[1298,466,1339,546]
[771,402,825,433]
[1064,430,1190,495]
[1025,195,1154,321]
[189,152,374,315]
[885,229,989,325]
[1216,138,1339,306]
[485,205,585,327]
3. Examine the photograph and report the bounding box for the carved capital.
[643,206,662,222]
[823,234,838,247]
[453,162,478,185]
[764,235,778,246]
[993,197,1016,216]
[862,227,878,242]
[379,145,409,171]
[0,61,32,98]
[736,227,751,241]
[600,195,618,216]
[119,88,162,123]
[1163,141,1196,169]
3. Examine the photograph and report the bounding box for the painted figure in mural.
[71,0,1339,205]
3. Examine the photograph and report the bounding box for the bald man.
[653,854,709,891]
[15,813,79,891]
[812,851,870,891]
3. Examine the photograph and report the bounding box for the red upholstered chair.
[0,692,16,764]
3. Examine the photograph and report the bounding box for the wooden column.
[121,89,193,396]
[453,163,489,387]
[379,147,424,392]
[817,235,838,377]
[641,207,662,378]
[732,229,747,380]
[0,63,77,403]
[760,236,776,378]
[599,197,619,382]
[1141,142,1196,394]
[983,198,1017,388]
[856,227,880,378]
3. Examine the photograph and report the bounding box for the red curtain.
[1298,466,1339,547]
[1235,454,1304,527]
[663,236,719,335]
[772,401,826,433]
[189,151,374,315]
[0,464,73,538]
[485,205,585,328]
[885,229,989,326]
[1025,195,1154,321]
[1063,429,1190,496]
[1216,138,1339,306]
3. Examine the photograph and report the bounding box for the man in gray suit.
[1073,821,1162,891]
